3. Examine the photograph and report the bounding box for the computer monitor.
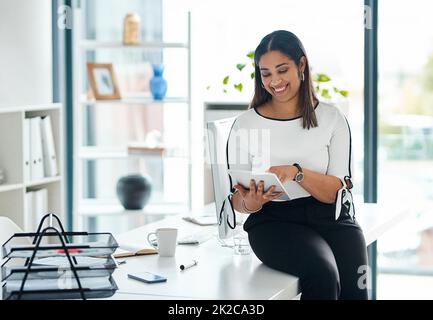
[206,117,237,239]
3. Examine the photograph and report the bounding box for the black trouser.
[243,196,368,300]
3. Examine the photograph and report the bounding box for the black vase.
[116,174,152,210]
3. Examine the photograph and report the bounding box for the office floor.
[378,273,433,299]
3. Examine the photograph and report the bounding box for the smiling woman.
[250,30,318,129]
[227,30,368,300]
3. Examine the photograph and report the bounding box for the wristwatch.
[292,163,304,183]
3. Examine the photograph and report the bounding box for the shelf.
[127,145,165,156]
[80,96,188,106]
[79,146,188,160]
[0,103,61,114]
[78,200,189,217]
[79,147,127,160]
[0,183,23,193]
[25,176,62,188]
[0,103,64,230]
[80,40,188,50]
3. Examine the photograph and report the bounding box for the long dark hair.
[250,30,318,129]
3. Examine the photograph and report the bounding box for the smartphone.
[128,272,167,284]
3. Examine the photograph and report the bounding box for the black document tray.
[2,256,117,281]
[2,276,118,300]
[1,213,119,300]
[2,232,118,259]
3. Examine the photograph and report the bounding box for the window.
[377,0,433,297]
[191,0,365,197]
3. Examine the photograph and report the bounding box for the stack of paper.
[6,276,112,291]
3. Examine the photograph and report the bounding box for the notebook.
[113,243,158,258]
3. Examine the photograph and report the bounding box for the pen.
[180,259,198,271]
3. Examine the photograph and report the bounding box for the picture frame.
[86,63,121,100]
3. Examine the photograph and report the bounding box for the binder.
[32,189,48,230]
[29,117,44,180]
[23,192,34,232]
[40,116,58,177]
[23,118,31,182]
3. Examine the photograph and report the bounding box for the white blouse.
[226,101,353,201]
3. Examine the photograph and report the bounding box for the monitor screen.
[206,118,237,239]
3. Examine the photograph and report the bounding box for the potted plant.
[207,51,349,115]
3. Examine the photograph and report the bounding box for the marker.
[180,259,198,271]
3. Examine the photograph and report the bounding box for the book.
[127,144,165,156]
[113,243,158,258]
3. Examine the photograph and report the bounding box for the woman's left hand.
[266,165,298,183]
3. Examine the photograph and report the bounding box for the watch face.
[295,172,304,182]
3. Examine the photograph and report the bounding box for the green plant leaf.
[236,64,246,71]
[321,89,331,99]
[206,85,210,90]
[234,83,243,92]
[339,90,348,97]
[223,76,229,85]
[251,72,255,79]
[315,73,331,82]
[223,89,227,93]
[251,61,255,68]
[247,51,254,59]
[333,87,339,93]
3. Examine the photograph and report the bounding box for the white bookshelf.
[72,7,192,230]
[0,103,64,230]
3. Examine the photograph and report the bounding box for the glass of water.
[233,229,251,255]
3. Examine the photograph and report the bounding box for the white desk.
[111,215,298,300]
[106,200,412,300]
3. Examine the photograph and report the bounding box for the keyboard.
[182,216,217,226]
[177,231,214,245]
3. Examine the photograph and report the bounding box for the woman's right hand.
[234,179,284,212]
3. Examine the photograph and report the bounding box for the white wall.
[0,0,52,108]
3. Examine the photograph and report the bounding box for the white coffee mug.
[147,228,178,257]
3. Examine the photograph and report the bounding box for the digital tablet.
[227,169,291,199]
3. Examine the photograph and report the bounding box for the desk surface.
[112,216,298,300]
[106,200,412,300]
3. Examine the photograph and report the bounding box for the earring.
[300,72,305,82]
